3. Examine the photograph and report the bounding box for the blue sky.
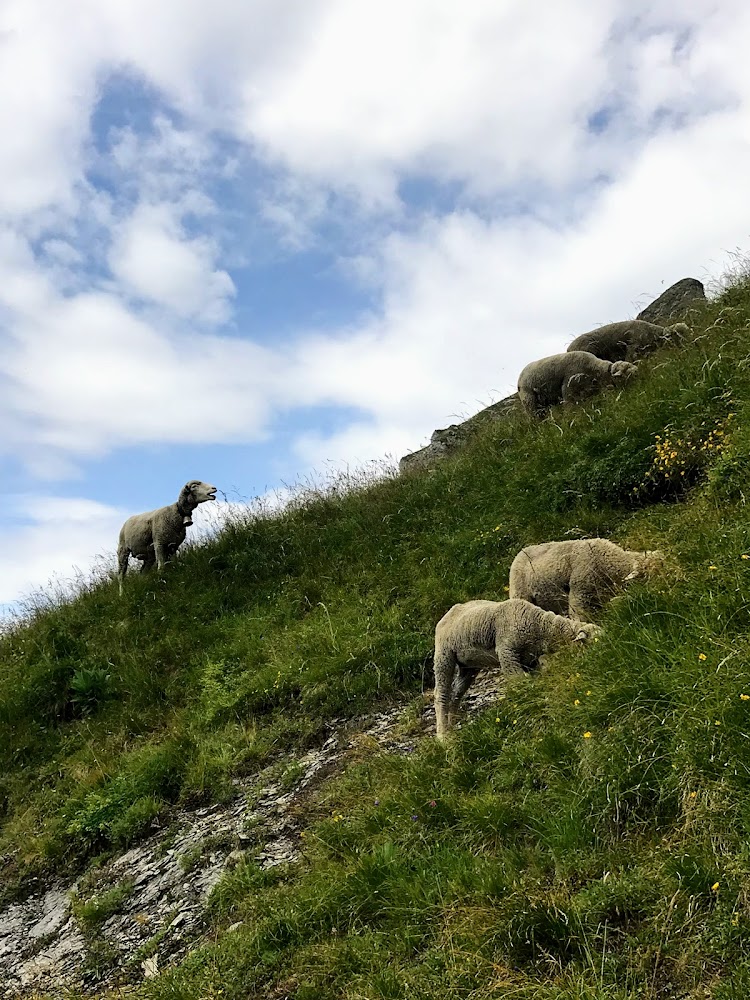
[2,0,750,611]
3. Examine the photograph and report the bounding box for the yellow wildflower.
[698,653,707,661]
[709,565,718,571]
[741,694,750,701]
[574,699,580,706]
[711,882,720,892]
[583,731,592,739]
[742,555,750,560]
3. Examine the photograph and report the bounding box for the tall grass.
[5,277,750,996]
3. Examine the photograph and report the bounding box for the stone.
[636,277,706,326]
[399,393,518,474]
[0,684,503,996]
[142,955,159,978]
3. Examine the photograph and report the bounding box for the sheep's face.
[625,549,666,582]
[666,323,690,344]
[187,481,218,505]
[574,622,602,644]
[610,360,637,381]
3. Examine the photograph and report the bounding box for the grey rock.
[0,680,502,996]
[399,393,518,473]
[636,277,706,326]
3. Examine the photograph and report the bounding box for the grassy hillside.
[4,275,750,997]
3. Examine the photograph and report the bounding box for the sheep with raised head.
[117,480,217,594]
[567,320,690,363]
[508,538,665,621]
[433,599,600,739]
[517,351,637,419]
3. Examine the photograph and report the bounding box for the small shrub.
[71,879,134,930]
[70,666,114,716]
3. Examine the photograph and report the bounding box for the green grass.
[71,878,134,931]
[5,276,750,996]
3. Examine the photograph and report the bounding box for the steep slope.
[3,276,750,997]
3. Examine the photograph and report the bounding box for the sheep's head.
[180,480,218,510]
[573,622,602,644]
[666,322,690,344]
[624,549,666,582]
[610,360,637,381]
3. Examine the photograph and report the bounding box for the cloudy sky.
[2,0,750,611]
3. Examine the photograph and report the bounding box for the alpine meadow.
[5,267,750,998]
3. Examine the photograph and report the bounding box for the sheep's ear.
[574,629,590,642]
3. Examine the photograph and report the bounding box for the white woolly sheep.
[508,538,665,621]
[517,351,637,419]
[433,599,600,739]
[567,320,690,363]
[117,480,217,594]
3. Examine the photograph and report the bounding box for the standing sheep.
[517,351,637,419]
[508,538,665,621]
[567,320,690,363]
[117,480,217,594]
[433,599,600,739]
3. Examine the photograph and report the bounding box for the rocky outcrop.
[399,278,708,474]
[399,394,518,474]
[636,277,706,326]
[0,676,502,997]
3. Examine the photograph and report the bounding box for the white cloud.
[110,202,235,323]
[1,277,281,459]
[0,496,125,608]
[244,0,617,202]
[0,0,101,221]
[3,0,750,608]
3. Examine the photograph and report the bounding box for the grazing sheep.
[509,538,665,621]
[517,351,637,419]
[433,599,600,739]
[117,480,217,594]
[567,320,690,363]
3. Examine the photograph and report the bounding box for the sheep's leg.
[433,646,458,741]
[153,539,168,570]
[451,664,481,707]
[140,550,156,573]
[568,583,597,622]
[117,546,129,596]
[562,375,599,405]
[495,645,527,677]
[535,582,570,618]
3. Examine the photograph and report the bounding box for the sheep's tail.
[433,644,458,741]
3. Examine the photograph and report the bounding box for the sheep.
[117,480,217,594]
[517,351,637,419]
[433,599,600,739]
[508,538,665,621]
[567,320,690,363]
